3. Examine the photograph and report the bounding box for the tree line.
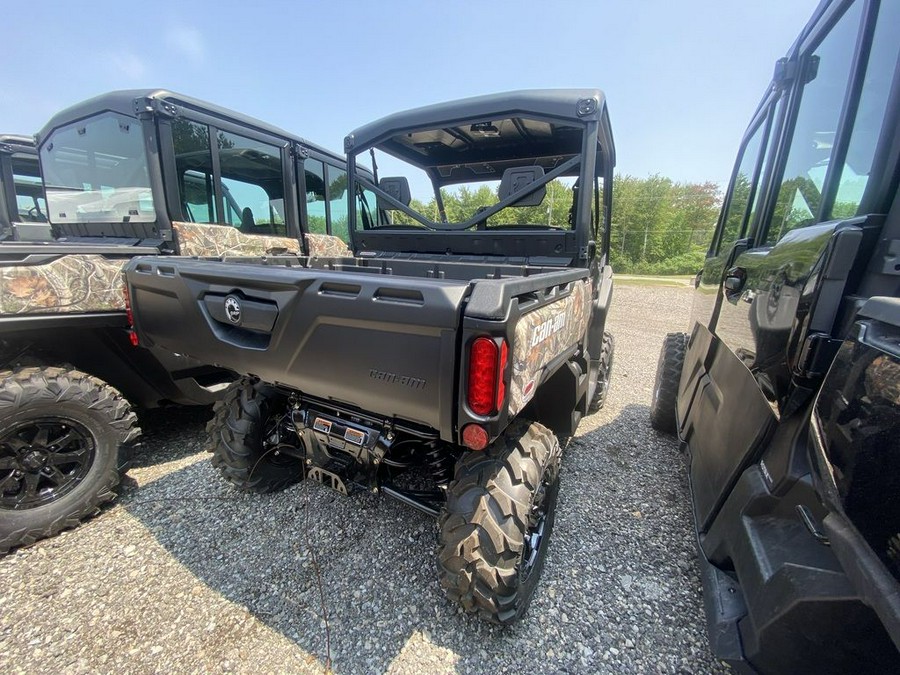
[392,174,722,274]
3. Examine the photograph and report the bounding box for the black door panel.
[716,223,840,409]
[677,322,714,433]
[685,338,777,532]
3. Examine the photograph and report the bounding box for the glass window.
[11,156,46,222]
[767,1,863,244]
[746,98,785,233]
[304,159,327,234]
[830,0,900,219]
[41,112,156,224]
[326,164,348,242]
[357,185,378,229]
[172,119,217,224]
[216,130,286,236]
[719,120,766,252]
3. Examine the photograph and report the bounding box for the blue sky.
[3,0,819,187]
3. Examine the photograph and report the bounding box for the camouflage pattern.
[173,222,300,257]
[305,233,352,258]
[865,354,900,406]
[0,255,126,314]
[508,279,592,416]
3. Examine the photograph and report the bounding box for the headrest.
[377,176,411,210]
[498,166,545,206]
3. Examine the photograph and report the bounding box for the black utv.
[650,0,899,671]
[124,89,616,622]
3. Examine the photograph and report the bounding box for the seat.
[240,207,255,228]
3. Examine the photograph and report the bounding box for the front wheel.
[0,367,139,554]
[587,331,615,413]
[437,419,561,624]
[649,332,688,435]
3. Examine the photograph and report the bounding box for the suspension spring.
[421,442,455,485]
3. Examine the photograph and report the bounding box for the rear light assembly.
[461,424,489,451]
[466,336,509,416]
[122,283,139,346]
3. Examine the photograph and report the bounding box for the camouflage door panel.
[305,233,352,258]
[509,279,591,416]
[173,222,301,257]
[0,255,127,314]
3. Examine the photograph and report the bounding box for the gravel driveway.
[0,283,730,674]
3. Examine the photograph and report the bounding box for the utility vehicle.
[124,89,616,622]
[650,0,899,671]
[0,90,362,553]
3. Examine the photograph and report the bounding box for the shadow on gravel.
[119,403,723,674]
[129,406,214,469]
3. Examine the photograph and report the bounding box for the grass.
[615,274,694,287]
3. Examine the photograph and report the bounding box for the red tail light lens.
[467,337,497,415]
[122,284,134,326]
[462,424,489,451]
[122,283,138,346]
[467,336,508,416]
[496,339,508,410]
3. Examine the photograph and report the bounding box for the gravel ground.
[0,283,730,674]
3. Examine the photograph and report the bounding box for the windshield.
[354,115,595,232]
[41,112,156,224]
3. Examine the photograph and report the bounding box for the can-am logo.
[531,312,566,347]
[369,369,426,390]
[224,295,242,325]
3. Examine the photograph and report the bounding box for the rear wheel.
[649,332,688,434]
[587,331,615,413]
[437,420,561,624]
[0,367,139,554]
[208,378,303,493]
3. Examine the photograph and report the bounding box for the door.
[682,0,899,531]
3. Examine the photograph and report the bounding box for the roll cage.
[344,89,615,265]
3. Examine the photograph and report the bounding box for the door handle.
[724,267,746,294]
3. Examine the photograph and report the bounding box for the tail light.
[122,283,139,346]
[467,336,508,416]
[462,424,489,451]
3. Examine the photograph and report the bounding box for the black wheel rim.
[0,418,95,510]
[520,473,555,582]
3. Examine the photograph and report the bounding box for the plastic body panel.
[124,256,591,439]
[127,257,470,434]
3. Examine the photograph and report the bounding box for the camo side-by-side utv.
[650,0,899,671]
[0,90,359,553]
[124,89,617,622]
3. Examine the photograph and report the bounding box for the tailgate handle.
[204,294,278,333]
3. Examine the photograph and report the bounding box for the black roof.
[0,134,36,155]
[35,89,343,163]
[344,89,615,183]
[347,89,612,146]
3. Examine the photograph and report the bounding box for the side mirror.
[377,177,411,210]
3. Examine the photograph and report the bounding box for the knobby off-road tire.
[437,419,562,624]
[0,367,139,554]
[207,378,303,493]
[588,331,615,413]
[649,332,688,435]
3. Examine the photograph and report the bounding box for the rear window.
[41,113,156,224]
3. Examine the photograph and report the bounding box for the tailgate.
[125,258,470,431]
